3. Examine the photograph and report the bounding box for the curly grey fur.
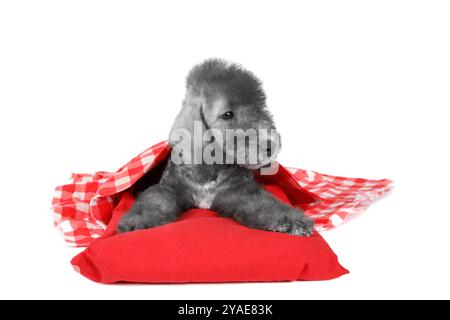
[118,58,313,236]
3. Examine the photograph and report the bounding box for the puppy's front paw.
[117,213,148,233]
[269,211,314,237]
[117,210,175,234]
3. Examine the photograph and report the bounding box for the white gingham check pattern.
[52,140,392,247]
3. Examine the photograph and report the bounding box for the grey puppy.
[118,59,314,236]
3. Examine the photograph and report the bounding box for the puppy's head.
[170,58,280,169]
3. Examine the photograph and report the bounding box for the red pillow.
[72,185,348,283]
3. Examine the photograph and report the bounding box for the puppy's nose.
[260,133,281,160]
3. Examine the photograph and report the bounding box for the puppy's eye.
[221,111,234,120]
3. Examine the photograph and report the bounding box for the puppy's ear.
[169,88,208,150]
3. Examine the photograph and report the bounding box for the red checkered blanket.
[52,141,392,247]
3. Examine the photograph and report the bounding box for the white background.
[1,0,449,299]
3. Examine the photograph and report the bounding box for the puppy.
[118,59,313,236]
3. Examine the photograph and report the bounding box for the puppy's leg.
[212,186,314,236]
[117,184,185,233]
